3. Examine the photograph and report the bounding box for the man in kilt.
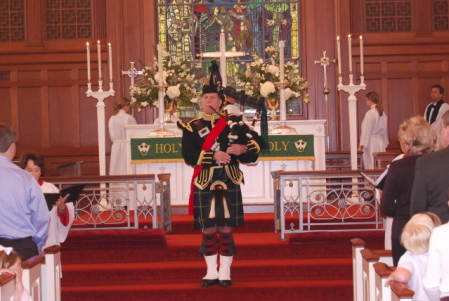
[177,84,263,287]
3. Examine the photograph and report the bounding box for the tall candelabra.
[86,41,115,176]
[336,34,365,170]
[271,40,296,134]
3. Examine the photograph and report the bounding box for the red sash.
[188,117,227,215]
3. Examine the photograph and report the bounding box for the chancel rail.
[271,170,384,239]
[41,174,171,231]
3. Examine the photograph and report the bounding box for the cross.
[121,62,143,100]
[197,30,247,87]
[314,51,335,151]
[314,51,335,90]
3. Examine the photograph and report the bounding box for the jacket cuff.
[197,150,215,165]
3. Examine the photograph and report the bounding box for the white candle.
[219,31,227,87]
[86,42,91,83]
[157,44,163,86]
[337,36,342,75]
[108,43,113,82]
[359,35,364,75]
[348,34,352,73]
[97,40,102,81]
[279,40,285,83]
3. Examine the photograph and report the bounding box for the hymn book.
[44,184,86,211]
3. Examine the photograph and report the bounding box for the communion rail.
[41,173,171,231]
[271,170,384,239]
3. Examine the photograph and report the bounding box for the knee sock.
[218,232,235,256]
[200,232,218,256]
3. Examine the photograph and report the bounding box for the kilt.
[193,166,244,229]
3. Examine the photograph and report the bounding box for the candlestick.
[219,31,227,87]
[337,36,342,75]
[348,34,352,73]
[157,44,163,86]
[97,40,102,81]
[359,35,364,75]
[279,40,285,83]
[86,42,91,83]
[108,43,113,82]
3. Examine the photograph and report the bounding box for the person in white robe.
[357,91,389,169]
[108,98,137,175]
[18,152,74,249]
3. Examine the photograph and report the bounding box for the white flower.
[190,98,198,103]
[284,88,293,100]
[267,65,279,75]
[141,101,149,107]
[154,70,168,84]
[247,90,253,95]
[260,81,276,97]
[166,84,181,99]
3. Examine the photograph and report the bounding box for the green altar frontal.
[131,134,314,163]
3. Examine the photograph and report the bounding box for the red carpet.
[61,213,385,300]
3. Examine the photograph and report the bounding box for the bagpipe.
[207,60,269,151]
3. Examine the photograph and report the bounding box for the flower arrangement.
[129,50,203,112]
[236,46,309,105]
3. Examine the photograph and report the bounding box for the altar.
[124,120,326,207]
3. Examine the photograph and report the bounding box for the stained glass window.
[157,0,302,117]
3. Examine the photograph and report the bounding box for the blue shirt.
[0,156,50,251]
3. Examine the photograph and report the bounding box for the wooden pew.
[374,262,395,301]
[0,272,15,301]
[361,248,393,301]
[22,255,44,301]
[351,238,366,301]
[390,281,414,301]
[41,246,61,301]
[373,152,397,169]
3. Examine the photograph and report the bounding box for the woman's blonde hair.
[401,212,441,254]
[0,250,21,269]
[111,98,131,115]
[366,91,384,116]
[398,116,436,155]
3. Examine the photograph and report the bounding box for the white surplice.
[108,109,137,175]
[40,181,75,249]
[359,105,389,169]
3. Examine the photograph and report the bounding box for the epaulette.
[177,118,201,133]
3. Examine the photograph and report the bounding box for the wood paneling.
[2,0,449,173]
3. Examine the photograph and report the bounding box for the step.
[62,232,373,264]
[62,257,352,286]
[62,279,353,301]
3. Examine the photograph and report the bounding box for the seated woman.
[387,212,441,301]
[0,246,32,301]
[18,152,74,249]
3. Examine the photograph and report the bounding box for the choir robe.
[359,105,389,169]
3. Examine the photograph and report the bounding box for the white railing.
[41,174,171,231]
[272,170,384,239]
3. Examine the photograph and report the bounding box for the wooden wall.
[1,0,449,175]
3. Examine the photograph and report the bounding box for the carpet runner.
[61,213,384,300]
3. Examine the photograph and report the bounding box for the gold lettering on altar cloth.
[155,143,181,154]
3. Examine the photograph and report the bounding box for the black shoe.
[219,280,232,287]
[201,279,219,287]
